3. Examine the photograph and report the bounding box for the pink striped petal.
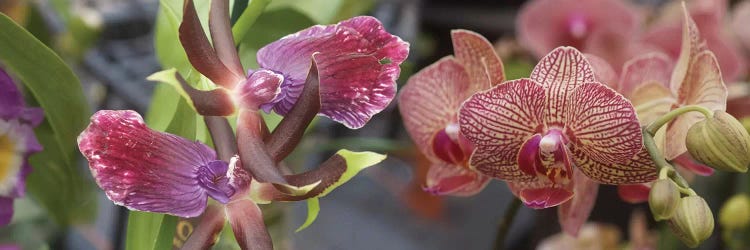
[508,180,575,209]
[558,169,599,236]
[571,146,657,185]
[78,110,233,217]
[424,162,490,197]
[617,184,651,203]
[566,83,641,165]
[619,52,673,98]
[530,47,595,127]
[399,57,470,161]
[451,30,505,88]
[459,78,546,181]
[583,54,617,89]
[666,51,727,159]
[629,82,676,126]
[257,16,409,129]
[516,0,639,59]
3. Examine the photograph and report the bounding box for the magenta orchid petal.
[399,57,471,161]
[0,69,24,120]
[451,30,505,88]
[238,69,283,110]
[424,162,490,197]
[566,82,642,165]
[515,185,574,209]
[78,110,234,217]
[672,153,714,177]
[459,78,545,181]
[226,199,273,250]
[617,184,651,204]
[530,47,596,127]
[583,54,617,89]
[619,52,673,97]
[557,169,599,236]
[0,197,12,226]
[257,16,409,129]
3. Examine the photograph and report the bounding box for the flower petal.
[566,83,641,165]
[237,69,283,110]
[572,146,657,185]
[257,16,408,129]
[530,47,596,127]
[617,184,651,203]
[669,3,709,95]
[732,0,750,52]
[583,54,617,89]
[424,162,490,197]
[508,180,574,209]
[0,68,23,120]
[672,153,714,176]
[619,52,673,98]
[181,204,226,249]
[226,199,272,250]
[451,29,505,88]
[399,57,470,160]
[666,51,727,159]
[459,78,546,181]
[630,82,676,126]
[78,110,219,217]
[0,197,12,226]
[558,169,599,236]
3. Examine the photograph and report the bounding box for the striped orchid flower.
[458,46,658,234]
[399,30,504,196]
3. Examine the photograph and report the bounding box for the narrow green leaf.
[296,198,320,232]
[153,215,179,250]
[231,0,272,44]
[125,212,165,250]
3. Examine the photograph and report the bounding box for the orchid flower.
[458,46,657,235]
[642,0,746,82]
[516,0,648,71]
[157,0,407,194]
[732,0,750,54]
[399,30,503,196]
[0,68,42,226]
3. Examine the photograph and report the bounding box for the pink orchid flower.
[458,47,657,235]
[399,30,504,196]
[732,0,750,54]
[517,0,648,71]
[642,0,746,82]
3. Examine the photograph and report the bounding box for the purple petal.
[257,16,409,129]
[197,161,235,204]
[0,197,12,226]
[0,68,24,121]
[238,69,283,110]
[78,110,224,217]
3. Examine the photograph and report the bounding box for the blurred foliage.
[0,13,96,226]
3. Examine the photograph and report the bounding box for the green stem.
[646,105,713,135]
[493,198,522,250]
[231,0,272,45]
[230,0,249,25]
[643,129,695,195]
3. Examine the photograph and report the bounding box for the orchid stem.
[493,198,522,250]
[204,116,237,162]
[643,128,693,194]
[646,105,713,135]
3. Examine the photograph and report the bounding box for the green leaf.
[296,150,386,231]
[0,13,95,225]
[232,0,272,44]
[125,212,166,250]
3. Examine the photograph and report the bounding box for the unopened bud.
[668,196,714,248]
[686,111,750,173]
[719,194,750,230]
[649,179,681,221]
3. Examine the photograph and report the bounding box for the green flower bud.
[686,111,750,173]
[649,179,681,221]
[668,196,714,248]
[719,194,750,230]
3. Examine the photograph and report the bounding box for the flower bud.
[648,179,681,221]
[685,111,750,173]
[668,196,714,248]
[719,194,750,230]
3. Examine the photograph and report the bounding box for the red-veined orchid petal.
[572,146,657,185]
[257,16,408,129]
[630,82,676,126]
[732,1,750,52]
[530,47,596,127]
[516,0,640,59]
[619,52,673,98]
[558,169,599,236]
[617,184,651,203]
[451,29,505,88]
[399,57,470,161]
[424,162,490,197]
[566,83,641,165]
[179,0,244,89]
[673,153,714,176]
[459,78,545,181]
[181,204,226,249]
[666,51,727,159]
[508,179,575,209]
[78,110,235,217]
[226,199,272,250]
[583,54,617,89]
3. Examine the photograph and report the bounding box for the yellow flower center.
[0,134,22,195]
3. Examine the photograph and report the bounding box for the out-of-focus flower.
[643,0,746,82]
[719,194,750,230]
[174,0,409,129]
[399,30,502,196]
[732,0,750,54]
[458,46,657,234]
[0,68,43,226]
[538,223,622,250]
[517,0,649,71]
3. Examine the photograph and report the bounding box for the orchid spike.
[399,30,501,196]
[459,47,657,209]
[0,68,43,226]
